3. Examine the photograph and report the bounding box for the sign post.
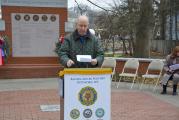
[59,68,112,120]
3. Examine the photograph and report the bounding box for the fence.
[151,40,179,55]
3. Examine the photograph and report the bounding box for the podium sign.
[64,68,111,120]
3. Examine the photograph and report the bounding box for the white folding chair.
[101,58,117,82]
[117,59,139,89]
[139,60,164,91]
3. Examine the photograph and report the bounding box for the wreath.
[54,35,64,56]
[0,35,10,64]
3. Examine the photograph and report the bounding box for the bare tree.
[134,0,153,58]
[159,0,170,40]
[174,0,178,41]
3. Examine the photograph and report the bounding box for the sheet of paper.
[76,55,92,62]
[169,64,179,71]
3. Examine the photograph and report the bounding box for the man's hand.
[91,59,97,66]
[167,69,174,74]
[67,60,74,67]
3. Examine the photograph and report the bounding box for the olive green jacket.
[58,30,104,68]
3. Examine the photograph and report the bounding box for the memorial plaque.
[11,13,59,57]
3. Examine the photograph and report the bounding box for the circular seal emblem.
[33,15,39,22]
[24,15,30,21]
[50,15,56,22]
[42,15,48,22]
[78,86,97,106]
[95,108,105,118]
[15,14,21,21]
[70,109,80,119]
[83,109,92,118]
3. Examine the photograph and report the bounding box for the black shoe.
[161,85,167,95]
[161,91,167,94]
[172,92,178,96]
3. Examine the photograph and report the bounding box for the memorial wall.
[0,0,67,78]
[11,13,59,57]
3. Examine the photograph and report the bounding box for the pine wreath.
[54,42,62,57]
[0,35,10,63]
[54,35,64,57]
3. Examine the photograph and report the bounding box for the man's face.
[77,20,88,36]
[177,52,179,56]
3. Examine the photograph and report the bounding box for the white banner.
[64,74,111,120]
[2,0,67,8]
[11,13,59,57]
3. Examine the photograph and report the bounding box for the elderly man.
[58,15,104,68]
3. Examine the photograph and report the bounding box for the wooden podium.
[59,68,112,120]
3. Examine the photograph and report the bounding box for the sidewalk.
[0,78,178,120]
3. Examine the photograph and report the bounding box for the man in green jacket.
[59,15,104,68]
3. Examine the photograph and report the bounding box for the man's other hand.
[91,59,97,65]
[67,60,74,67]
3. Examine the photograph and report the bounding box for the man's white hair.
[75,15,89,25]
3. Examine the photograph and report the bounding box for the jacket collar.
[73,29,92,41]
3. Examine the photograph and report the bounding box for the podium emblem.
[70,109,80,119]
[79,86,97,106]
[96,108,105,118]
[83,109,92,118]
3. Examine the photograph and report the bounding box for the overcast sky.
[68,0,115,9]
[0,0,116,10]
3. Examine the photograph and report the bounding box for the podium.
[59,68,112,120]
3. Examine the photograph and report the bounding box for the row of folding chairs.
[101,58,164,91]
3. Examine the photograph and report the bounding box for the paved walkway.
[0,78,178,120]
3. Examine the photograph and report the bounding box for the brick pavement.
[0,90,60,120]
[0,89,179,120]
[112,91,179,120]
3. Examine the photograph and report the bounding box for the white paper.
[169,64,179,71]
[76,55,92,62]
